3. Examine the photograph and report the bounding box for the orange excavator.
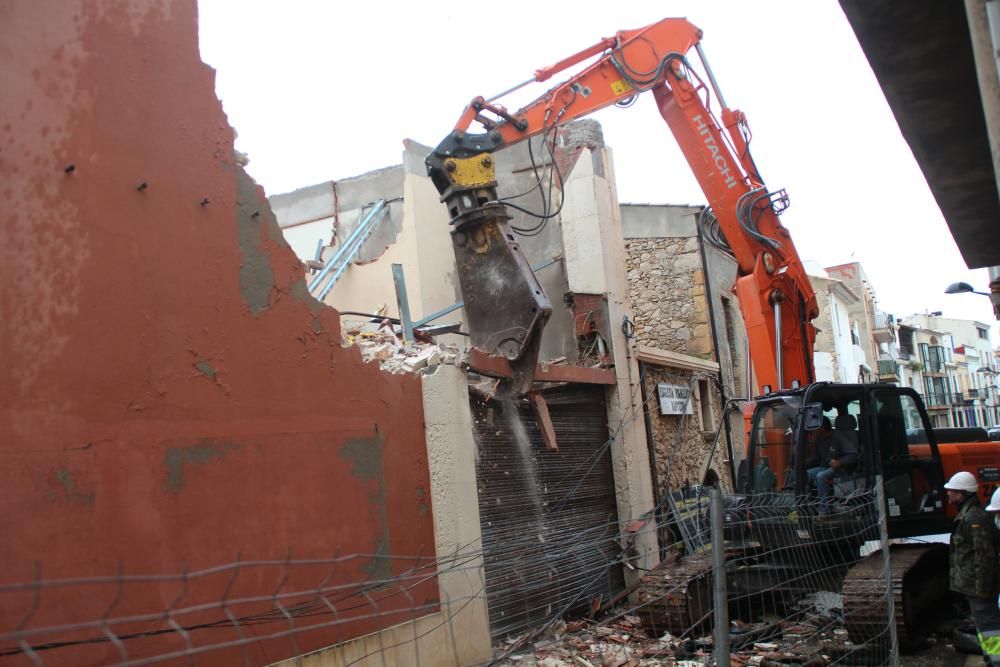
[426,17,1000,649]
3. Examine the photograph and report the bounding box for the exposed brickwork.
[552,120,605,181]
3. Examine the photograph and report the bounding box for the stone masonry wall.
[625,238,713,358]
[643,366,730,493]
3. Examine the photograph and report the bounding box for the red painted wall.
[0,1,436,664]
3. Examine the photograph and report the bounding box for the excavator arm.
[426,17,818,395]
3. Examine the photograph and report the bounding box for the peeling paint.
[50,468,95,505]
[341,434,391,582]
[289,278,323,314]
[163,442,239,494]
[236,171,275,316]
[340,435,383,480]
[193,359,216,379]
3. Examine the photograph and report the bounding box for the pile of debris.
[342,316,465,374]
[490,609,865,667]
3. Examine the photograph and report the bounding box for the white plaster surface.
[561,152,609,295]
[281,218,332,263]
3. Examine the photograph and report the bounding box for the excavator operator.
[807,412,859,514]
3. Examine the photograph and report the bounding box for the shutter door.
[472,384,626,640]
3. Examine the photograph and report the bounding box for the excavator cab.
[731,383,955,646]
[742,383,950,537]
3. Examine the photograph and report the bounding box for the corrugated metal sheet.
[472,385,625,640]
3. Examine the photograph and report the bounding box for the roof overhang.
[839,0,1000,268]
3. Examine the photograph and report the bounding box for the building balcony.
[877,359,898,381]
[921,392,952,409]
[872,310,895,344]
[922,362,946,376]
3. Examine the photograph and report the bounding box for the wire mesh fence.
[0,382,911,666]
[488,488,901,666]
[0,492,903,665]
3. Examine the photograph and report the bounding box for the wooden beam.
[528,391,558,452]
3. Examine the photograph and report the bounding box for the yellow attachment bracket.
[444,155,496,189]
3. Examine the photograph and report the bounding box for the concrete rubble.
[342,316,465,374]
[488,607,878,667]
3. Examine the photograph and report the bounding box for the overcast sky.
[197,0,998,341]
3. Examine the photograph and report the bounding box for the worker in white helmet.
[946,471,1000,665]
[987,487,1000,526]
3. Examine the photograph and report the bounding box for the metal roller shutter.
[472,384,626,641]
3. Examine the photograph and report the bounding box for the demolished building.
[1,1,754,664]
[269,119,751,650]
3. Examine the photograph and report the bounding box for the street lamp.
[945,281,992,297]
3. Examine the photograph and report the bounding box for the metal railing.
[922,392,952,407]
[877,359,898,378]
[872,311,894,331]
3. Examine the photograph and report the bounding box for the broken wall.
[0,2,439,663]
[271,165,405,267]
[269,126,603,363]
[271,121,660,595]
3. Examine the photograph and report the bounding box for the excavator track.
[635,553,715,637]
[842,543,950,649]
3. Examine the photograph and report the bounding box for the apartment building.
[807,268,867,383]
[825,262,880,380]
[898,314,999,428]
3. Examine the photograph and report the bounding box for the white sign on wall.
[657,383,693,416]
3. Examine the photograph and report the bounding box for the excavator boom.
[426,17,818,395]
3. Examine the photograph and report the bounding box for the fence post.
[874,476,899,664]
[710,486,730,667]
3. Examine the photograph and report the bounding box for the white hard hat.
[987,488,1000,512]
[944,471,979,494]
